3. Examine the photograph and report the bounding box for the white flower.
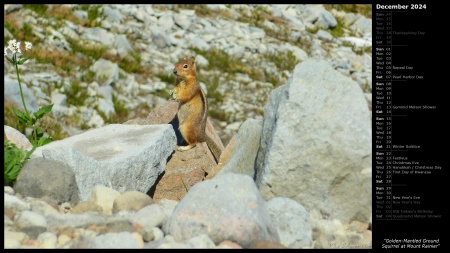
[7,39,17,54]
[16,41,21,54]
[4,39,31,58]
[8,39,16,48]
[25,42,32,51]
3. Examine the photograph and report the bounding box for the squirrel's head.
[174,56,197,77]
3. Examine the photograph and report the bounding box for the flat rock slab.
[31,124,176,201]
[126,100,223,201]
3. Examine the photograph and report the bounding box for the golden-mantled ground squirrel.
[171,56,222,163]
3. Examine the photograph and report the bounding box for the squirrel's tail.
[205,136,222,164]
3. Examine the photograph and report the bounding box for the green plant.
[265,50,299,73]
[305,25,320,34]
[65,80,89,106]
[87,5,102,22]
[324,4,372,18]
[4,140,35,186]
[110,93,129,123]
[22,23,34,38]
[22,4,48,16]
[118,52,144,73]
[328,18,347,38]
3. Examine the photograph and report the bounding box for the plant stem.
[14,60,37,144]
[15,63,31,120]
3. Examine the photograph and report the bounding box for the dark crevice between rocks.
[147,170,165,199]
[147,149,175,199]
[168,112,186,146]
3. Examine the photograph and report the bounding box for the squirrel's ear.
[189,56,196,63]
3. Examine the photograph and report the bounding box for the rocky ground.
[4,177,371,249]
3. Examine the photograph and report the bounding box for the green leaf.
[5,55,15,64]
[37,136,54,147]
[32,127,44,139]
[4,140,27,185]
[17,57,29,65]
[13,107,31,124]
[33,104,53,120]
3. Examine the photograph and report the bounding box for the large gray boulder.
[255,59,372,223]
[163,173,280,248]
[30,124,176,201]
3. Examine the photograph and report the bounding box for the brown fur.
[172,56,222,162]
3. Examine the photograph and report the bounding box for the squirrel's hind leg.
[178,144,196,151]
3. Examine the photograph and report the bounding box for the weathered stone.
[217,118,262,178]
[30,124,176,201]
[4,193,31,213]
[129,204,167,229]
[299,5,337,29]
[248,240,287,249]
[46,212,129,231]
[4,186,15,195]
[157,198,179,218]
[164,173,279,248]
[14,158,79,205]
[4,125,32,151]
[216,240,243,249]
[4,207,15,220]
[140,227,164,242]
[81,27,115,47]
[71,201,103,214]
[105,220,136,233]
[186,233,216,249]
[205,135,234,180]
[89,58,119,86]
[37,232,58,249]
[255,59,371,223]
[14,210,47,229]
[114,34,134,58]
[113,191,154,213]
[30,198,60,216]
[88,232,142,248]
[89,185,121,214]
[266,197,312,248]
[151,142,213,201]
[311,215,371,249]
[4,231,29,249]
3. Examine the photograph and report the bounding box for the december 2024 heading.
[376,4,427,10]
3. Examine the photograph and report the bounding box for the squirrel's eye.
[183,64,188,69]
